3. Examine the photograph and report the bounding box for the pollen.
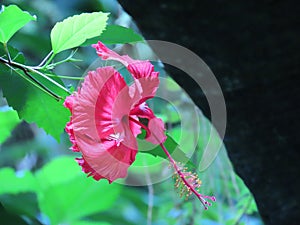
[173,165,202,199]
[107,133,124,146]
[171,163,216,209]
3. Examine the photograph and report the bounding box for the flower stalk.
[0,56,62,101]
[129,115,216,209]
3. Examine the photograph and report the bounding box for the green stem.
[40,49,79,70]
[42,52,56,68]
[0,56,67,100]
[36,50,53,68]
[3,43,11,62]
[6,65,61,101]
[46,55,78,69]
[12,61,71,94]
[45,73,84,80]
[129,116,215,209]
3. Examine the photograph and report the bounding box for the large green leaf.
[82,25,144,46]
[35,156,83,189]
[197,114,223,171]
[0,168,37,195]
[0,109,20,144]
[0,193,40,221]
[0,157,121,224]
[0,45,70,141]
[51,12,109,54]
[35,157,121,225]
[0,5,36,43]
[0,202,30,225]
[72,221,111,225]
[0,70,70,141]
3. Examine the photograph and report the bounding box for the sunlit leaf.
[0,168,37,195]
[82,25,144,46]
[51,12,109,54]
[35,157,121,225]
[101,25,143,44]
[0,5,36,43]
[35,156,83,189]
[72,221,111,225]
[0,109,20,144]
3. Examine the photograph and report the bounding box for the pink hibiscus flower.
[64,42,215,209]
[64,46,166,183]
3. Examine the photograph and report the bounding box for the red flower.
[64,44,166,183]
[65,42,215,210]
[92,42,216,208]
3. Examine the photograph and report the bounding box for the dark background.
[118,0,300,224]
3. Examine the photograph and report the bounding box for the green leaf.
[51,12,109,54]
[35,156,83,189]
[35,157,121,225]
[197,115,223,171]
[0,5,36,43]
[0,45,70,141]
[0,71,70,141]
[82,25,144,46]
[72,221,111,225]
[138,132,194,167]
[0,157,120,224]
[0,109,20,144]
[0,168,37,195]
[0,202,30,225]
[0,193,40,220]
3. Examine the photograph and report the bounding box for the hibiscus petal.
[77,139,137,183]
[127,61,158,80]
[146,117,167,145]
[92,42,160,104]
[68,67,118,145]
[64,66,141,182]
[94,67,131,139]
[92,41,136,66]
[130,102,155,119]
[130,103,167,145]
[64,95,80,152]
[65,121,79,152]
[64,94,75,111]
[133,76,159,105]
[76,157,105,181]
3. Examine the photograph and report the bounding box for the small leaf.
[138,132,195,167]
[0,5,36,43]
[0,109,20,144]
[82,25,144,46]
[51,12,109,54]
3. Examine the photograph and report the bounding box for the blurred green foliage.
[0,157,121,225]
[0,109,20,144]
[0,0,264,225]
